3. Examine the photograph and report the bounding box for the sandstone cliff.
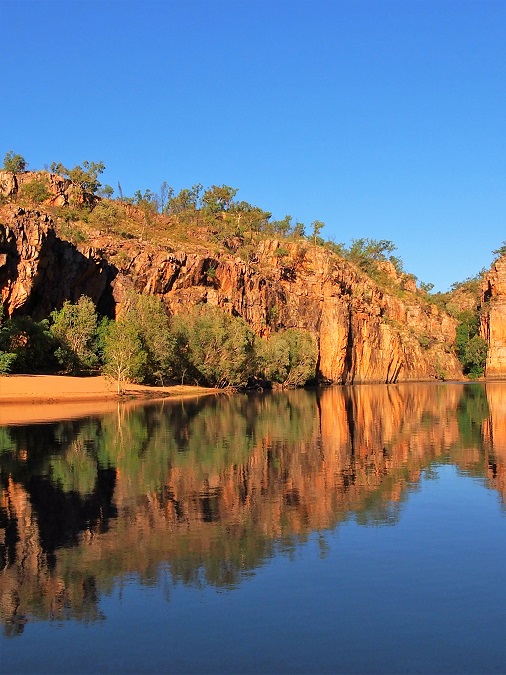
[0,202,463,383]
[480,255,506,379]
[0,169,95,207]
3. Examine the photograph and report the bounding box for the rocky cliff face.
[0,203,462,383]
[480,255,506,379]
[0,206,113,318]
[0,170,94,207]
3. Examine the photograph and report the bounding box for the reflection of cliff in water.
[1,383,504,635]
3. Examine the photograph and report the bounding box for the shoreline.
[0,375,218,425]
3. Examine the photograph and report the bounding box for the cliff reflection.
[1,383,504,635]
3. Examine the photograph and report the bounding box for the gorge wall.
[0,202,464,383]
[480,255,506,379]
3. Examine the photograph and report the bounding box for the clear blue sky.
[2,0,505,291]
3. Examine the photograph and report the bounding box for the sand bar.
[0,375,217,425]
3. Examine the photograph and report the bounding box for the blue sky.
[2,0,505,291]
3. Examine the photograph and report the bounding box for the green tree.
[271,215,292,238]
[89,200,123,232]
[464,335,488,378]
[167,184,202,215]
[1,316,57,373]
[19,177,50,205]
[100,184,114,199]
[158,181,174,213]
[492,241,506,259]
[232,201,271,239]
[3,151,27,173]
[257,328,318,387]
[50,296,98,373]
[0,303,16,374]
[102,319,147,393]
[123,293,174,385]
[202,185,238,214]
[133,188,159,212]
[169,306,255,387]
[455,310,488,377]
[311,220,325,246]
[50,160,105,195]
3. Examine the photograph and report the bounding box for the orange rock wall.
[0,205,462,383]
[481,255,506,378]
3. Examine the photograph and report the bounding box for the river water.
[1,383,505,674]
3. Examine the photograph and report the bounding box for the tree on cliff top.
[50,160,106,195]
[492,241,506,259]
[3,151,27,173]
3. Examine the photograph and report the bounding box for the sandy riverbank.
[0,375,218,425]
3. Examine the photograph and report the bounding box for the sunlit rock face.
[481,255,506,379]
[0,206,112,318]
[0,204,462,383]
[0,170,94,207]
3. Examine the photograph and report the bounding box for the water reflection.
[1,382,504,636]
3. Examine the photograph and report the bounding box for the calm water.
[1,383,505,674]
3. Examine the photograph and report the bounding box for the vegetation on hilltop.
[1,152,426,295]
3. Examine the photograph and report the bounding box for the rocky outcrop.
[480,255,506,379]
[0,206,113,317]
[0,170,94,207]
[0,203,462,383]
[111,238,461,383]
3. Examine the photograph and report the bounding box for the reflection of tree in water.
[1,383,503,635]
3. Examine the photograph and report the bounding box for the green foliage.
[418,334,432,349]
[292,222,305,238]
[50,296,98,373]
[133,188,159,212]
[122,293,174,385]
[169,305,255,387]
[449,271,485,296]
[463,335,488,378]
[57,221,87,244]
[0,303,16,373]
[19,177,50,205]
[455,310,488,377]
[3,150,27,173]
[166,184,202,215]
[202,185,238,213]
[102,318,148,392]
[100,184,114,199]
[89,200,123,232]
[0,351,17,374]
[311,220,325,245]
[50,160,105,195]
[257,328,318,387]
[492,241,506,259]
[342,238,404,282]
[325,240,346,256]
[1,316,57,373]
[94,316,112,364]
